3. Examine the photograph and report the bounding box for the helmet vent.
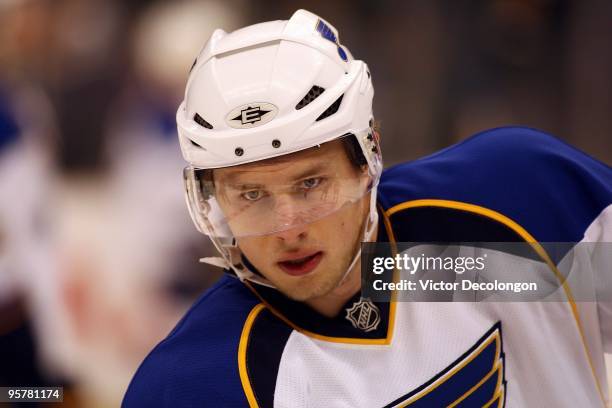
[295,85,325,110]
[316,94,343,121]
[193,113,213,129]
[190,140,204,149]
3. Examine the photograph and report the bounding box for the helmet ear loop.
[184,168,250,277]
[335,183,379,288]
[331,129,381,289]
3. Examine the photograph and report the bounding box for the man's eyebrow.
[222,162,330,185]
[290,163,330,181]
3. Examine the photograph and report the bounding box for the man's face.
[213,140,371,301]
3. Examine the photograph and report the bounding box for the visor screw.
[367,133,373,141]
[372,146,378,153]
[272,139,281,148]
[235,147,244,156]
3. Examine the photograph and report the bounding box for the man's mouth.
[277,251,323,276]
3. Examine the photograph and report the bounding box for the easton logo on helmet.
[234,106,270,124]
[226,102,278,129]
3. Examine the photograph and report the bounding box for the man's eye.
[241,190,263,201]
[301,177,322,189]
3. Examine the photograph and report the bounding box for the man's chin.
[274,273,343,302]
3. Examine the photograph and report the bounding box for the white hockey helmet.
[177,9,382,284]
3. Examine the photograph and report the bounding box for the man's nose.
[272,194,309,242]
[274,224,308,243]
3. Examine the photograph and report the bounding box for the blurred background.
[0,0,610,406]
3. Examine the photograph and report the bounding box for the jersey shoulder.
[378,126,612,242]
[122,274,260,408]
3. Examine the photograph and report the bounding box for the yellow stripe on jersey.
[238,303,265,408]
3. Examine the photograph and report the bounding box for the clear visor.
[184,137,373,239]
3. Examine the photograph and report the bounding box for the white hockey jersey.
[124,127,612,407]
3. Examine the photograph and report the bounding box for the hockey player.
[123,9,612,407]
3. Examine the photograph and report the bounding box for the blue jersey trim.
[378,126,612,242]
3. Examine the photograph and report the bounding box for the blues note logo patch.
[384,322,506,408]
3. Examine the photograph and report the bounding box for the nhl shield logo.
[345,298,381,332]
[226,102,277,129]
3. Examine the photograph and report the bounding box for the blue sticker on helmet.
[316,19,348,62]
[316,20,337,43]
